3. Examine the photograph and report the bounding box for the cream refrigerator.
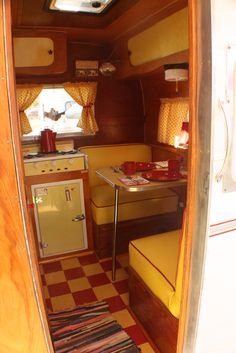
[32,179,87,257]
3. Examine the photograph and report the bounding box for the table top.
[96,167,187,192]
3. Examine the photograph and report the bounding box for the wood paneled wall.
[16,39,188,151]
[140,67,189,163]
[16,41,107,84]
[75,78,144,148]
[17,41,145,147]
[141,67,189,145]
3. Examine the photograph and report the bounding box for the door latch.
[72,214,85,222]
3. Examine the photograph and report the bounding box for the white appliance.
[24,150,88,257]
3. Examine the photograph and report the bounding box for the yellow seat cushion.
[91,184,178,225]
[129,230,181,318]
[80,144,152,188]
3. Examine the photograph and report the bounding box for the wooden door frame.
[0,1,53,352]
[177,0,212,352]
[0,0,212,352]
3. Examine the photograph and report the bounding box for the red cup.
[168,159,180,175]
[122,161,136,175]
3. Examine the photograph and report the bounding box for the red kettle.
[40,129,57,153]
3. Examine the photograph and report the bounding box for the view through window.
[24,88,83,137]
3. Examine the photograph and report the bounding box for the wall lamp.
[164,63,189,92]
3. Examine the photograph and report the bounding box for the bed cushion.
[129,230,181,318]
[90,184,178,225]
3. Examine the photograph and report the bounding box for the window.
[24,88,83,138]
[157,97,189,146]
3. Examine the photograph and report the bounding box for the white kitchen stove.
[24,148,89,257]
[24,150,87,176]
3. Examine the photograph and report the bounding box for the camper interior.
[2,0,193,352]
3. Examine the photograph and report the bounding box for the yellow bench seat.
[91,184,178,225]
[129,229,182,318]
[80,144,153,188]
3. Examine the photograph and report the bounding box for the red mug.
[122,161,136,175]
[168,159,180,175]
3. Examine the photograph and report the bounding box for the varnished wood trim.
[177,1,212,353]
[116,50,189,80]
[13,25,107,43]
[0,0,52,351]
[129,267,179,353]
[126,306,161,353]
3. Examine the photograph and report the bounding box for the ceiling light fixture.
[164,63,188,92]
[49,0,115,14]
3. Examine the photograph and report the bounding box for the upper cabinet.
[128,8,188,66]
[13,30,67,76]
[113,6,189,79]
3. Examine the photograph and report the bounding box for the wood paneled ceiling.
[12,0,188,43]
[12,0,139,29]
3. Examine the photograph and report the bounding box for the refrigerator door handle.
[72,214,85,222]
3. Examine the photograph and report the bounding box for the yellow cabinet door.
[32,179,87,257]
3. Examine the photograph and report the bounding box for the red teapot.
[40,128,57,153]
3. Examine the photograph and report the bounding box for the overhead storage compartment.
[128,7,188,66]
[13,30,67,75]
[14,37,54,68]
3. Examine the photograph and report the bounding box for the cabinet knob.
[40,242,48,249]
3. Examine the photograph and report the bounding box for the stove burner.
[57,150,78,155]
[23,150,78,159]
[24,153,44,159]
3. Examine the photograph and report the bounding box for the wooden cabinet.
[13,30,67,75]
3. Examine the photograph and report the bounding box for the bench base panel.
[93,211,180,258]
[129,267,179,353]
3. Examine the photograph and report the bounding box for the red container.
[168,159,180,175]
[122,161,136,175]
[182,122,189,133]
[40,129,57,153]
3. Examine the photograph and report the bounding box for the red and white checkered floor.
[40,252,159,353]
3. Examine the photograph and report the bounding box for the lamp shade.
[165,68,188,82]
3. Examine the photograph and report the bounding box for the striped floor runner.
[48,301,141,352]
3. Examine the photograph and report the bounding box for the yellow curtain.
[16,85,43,135]
[63,82,98,134]
[157,97,189,146]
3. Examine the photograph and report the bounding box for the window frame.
[20,84,90,143]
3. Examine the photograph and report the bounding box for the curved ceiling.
[12,0,188,42]
[12,0,139,29]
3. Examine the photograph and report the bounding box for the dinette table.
[96,166,187,281]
